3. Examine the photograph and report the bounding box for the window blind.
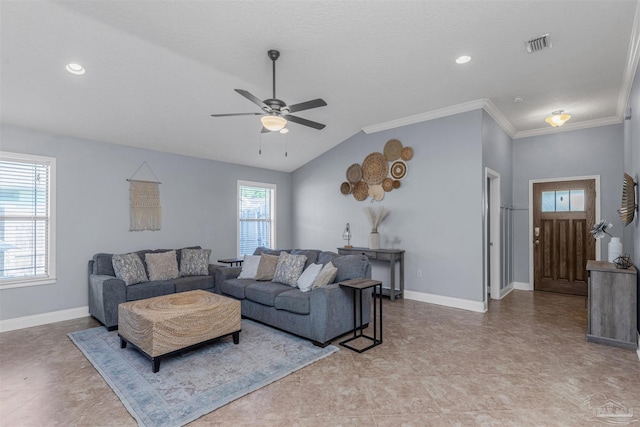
[238,184,274,256]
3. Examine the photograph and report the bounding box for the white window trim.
[0,151,56,289]
[237,180,276,257]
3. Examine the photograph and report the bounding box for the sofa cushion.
[174,276,214,292]
[238,255,261,279]
[290,249,320,268]
[317,251,338,266]
[112,253,148,286]
[254,254,280,281]
[180,248,211,276]
[297,263,323,292]
[125,280,174,301]
[274,289,311,315]
[253,247,290,256]
[93,253,115,276]
[220,278,255,299]
[245,282,292,307]
[145,250,179,281]
[272,252,307,286]
[332,255,369,283]
[312,261,338,288]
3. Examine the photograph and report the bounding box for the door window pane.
[569,190,584,211]
[542,191,555,212]
[555,190,570,211]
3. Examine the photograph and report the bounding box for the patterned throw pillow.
[145,250,179,281]
[312,261,338,289]
[254,254,280,281]
[112,253,148,286]
[272,252,308,287]
[179,248,211,277]
[297,263,323,292]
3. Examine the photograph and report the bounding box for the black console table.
[337,247,405,301]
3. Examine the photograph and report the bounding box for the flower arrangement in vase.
[590,219,622,263]
[364,206,389,249]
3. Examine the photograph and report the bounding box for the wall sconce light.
[342,223,352,248]
[545,110,571,127]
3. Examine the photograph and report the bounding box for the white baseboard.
[0,306,89,333]
[404,290,486,313]
[513,281,532,291]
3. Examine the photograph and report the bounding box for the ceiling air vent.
[526,34,551,53]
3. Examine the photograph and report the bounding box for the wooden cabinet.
[586,260,638,350]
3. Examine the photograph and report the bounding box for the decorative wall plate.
[346,163,362,184]
[340,181,352,195]
[390,160,407,180]
[383,139,403,161]
[352,181,369,201]
[368,184,384,201]
[382,177,394,192]
[401,146,414,161]
[362,152,388,185]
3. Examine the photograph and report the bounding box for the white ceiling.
[1,1,639,172]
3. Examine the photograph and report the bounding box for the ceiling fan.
[211,50,327,133]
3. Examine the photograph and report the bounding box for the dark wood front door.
[533,180,596,296]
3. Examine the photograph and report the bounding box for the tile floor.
[1,290,639,426]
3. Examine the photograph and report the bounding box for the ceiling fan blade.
[235,89,271,112]
[211,112,263,117]
[287,98,327,113]
[284,114,326,130]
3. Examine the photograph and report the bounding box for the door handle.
[535,239,540,245]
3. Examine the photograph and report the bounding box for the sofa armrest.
[89,274,126,329]
[212,266,242,294]
[308,283,372,344]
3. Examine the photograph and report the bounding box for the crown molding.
[513,116,622,139]
[482,99,516,138]
[617,0,640,120]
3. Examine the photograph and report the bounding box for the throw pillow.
[312,261,338,289]
[254,254,280,281]
[297,263,323,292]
[272,252,308,287]
[145,250,179,281]
[179,248,211,276]
[112,253,148,286]
[238,255,261,279]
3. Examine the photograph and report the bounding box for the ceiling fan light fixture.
[545,110,571,127]
[279,127,289,134]
[261,115,287,131]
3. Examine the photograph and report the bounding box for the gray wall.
[511,124,625,284]
[623,61,640,266]
[0,125,292,321]
[292,110,486,302]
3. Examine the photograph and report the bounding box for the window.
[541,189,584,212]
[0,152,56,288]
[238,181,275,256]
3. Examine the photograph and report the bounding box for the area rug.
[68,319,338,427]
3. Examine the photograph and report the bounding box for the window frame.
[237,180,276,257]
[0,151,56,289]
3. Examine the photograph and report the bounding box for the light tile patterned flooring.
[1,290,639,426]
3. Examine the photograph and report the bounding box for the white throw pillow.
[238,255,261,279]
[297,263,323,292]
[312,261,338,289]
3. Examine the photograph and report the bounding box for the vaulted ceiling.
[1,1,638,172]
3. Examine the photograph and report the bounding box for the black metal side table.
[217,258,244,267]
[339,278,382,353]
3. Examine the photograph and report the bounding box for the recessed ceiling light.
[513,96,525,103]
[455,55,471,64]
[66,63,86,75]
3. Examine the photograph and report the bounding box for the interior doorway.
[485,168,501,302]
[530,177,599,296]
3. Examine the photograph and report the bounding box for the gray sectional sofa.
[214,247,372,347]
[88,247,215,330]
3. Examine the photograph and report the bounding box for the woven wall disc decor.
[368,184,384,201]
[340,181,352,195]
[382,177,394,192]
[362,152,388,185]
[393,180,401,189]
[401,146,414,161]
[390,160,407,180]
[352,181,369,201]
[383,139,403,161]
[346,163,362,184]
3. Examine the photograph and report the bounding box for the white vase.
[608,237,622,263]
[369,232,380,249]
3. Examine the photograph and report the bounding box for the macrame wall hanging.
[127,162,161,231]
